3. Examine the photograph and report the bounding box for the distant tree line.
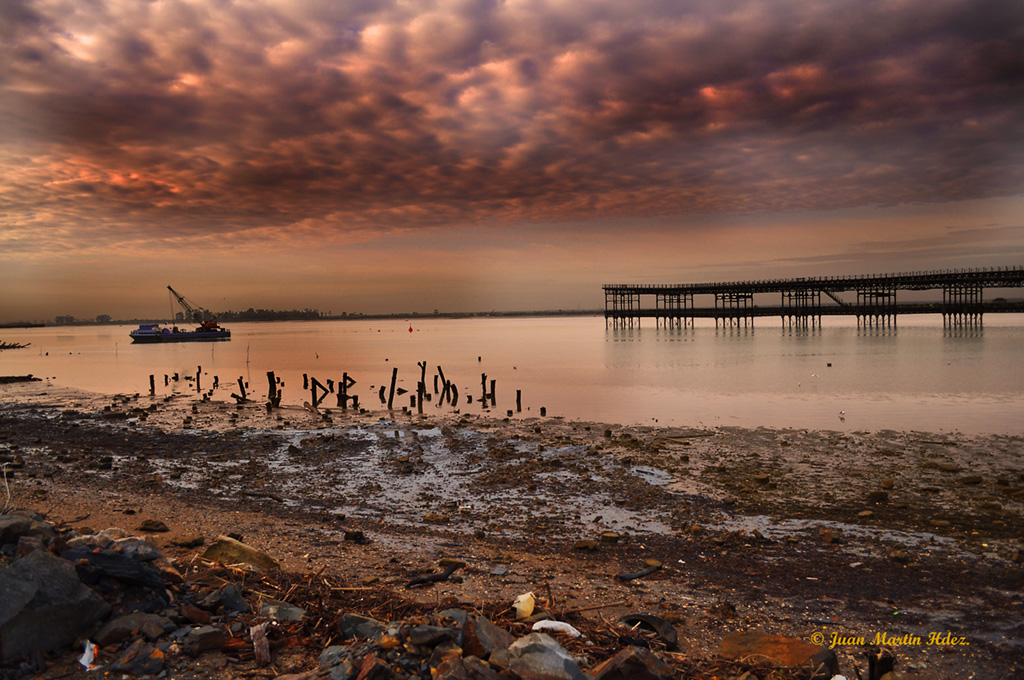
[213,308,323,322]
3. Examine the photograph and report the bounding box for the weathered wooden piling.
[516,389,522,412]
[387,367,398,409]
[337,372,356,409]
[311,377,330,407]
[232,376,248,403]
[266,371,282,408]
[149,375,155,395]
[196,366,202,393]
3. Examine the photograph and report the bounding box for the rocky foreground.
[1,384,1023,679]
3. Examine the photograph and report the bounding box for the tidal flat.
[2,381,1022,679]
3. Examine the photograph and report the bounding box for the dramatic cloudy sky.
[2,0,1022,321]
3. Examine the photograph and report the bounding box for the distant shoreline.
[3,309,604,328]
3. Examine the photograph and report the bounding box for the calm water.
[2,315,1022,434]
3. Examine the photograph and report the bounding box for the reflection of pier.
[604,267,1024,328]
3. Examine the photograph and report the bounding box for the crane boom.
[167,285,214,324]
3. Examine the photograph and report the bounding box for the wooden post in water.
[303,374,309,390]
[196,366,202,393]
[232,376,248,403]
[480,373,487,404]
[311,377,330,407]
[387,367,398,410]
[490,379,496,407]
[516,389,522,412]
[266,371,282,408]
[149,375,155,395]
[164,375,169,386]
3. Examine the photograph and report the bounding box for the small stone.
[960,475,983,485]
[337,613,386,640]
[171,536,205,548]
[880,478,894,489]
[574,540,599,551]
[858,510,874,518]
[937,462,961,473]
[589,645,672,680]
[929,518,952,528]
[344,530,365,543]
[201,535,279,571]
[867,490,889,504]
[183,625,227,657]
[109,639,166,676]
[600,532,621,543]
[137,519,170,533]
[754,473,771,484]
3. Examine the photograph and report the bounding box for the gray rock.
[507,633,587,680]
[463,614,514,661]
[338,613,386,640]
[95,612,175,646]
[220,582,251,613]
[408,624,457,647]
[589,646,672,680]
[109,638,166,676]
[0,550,111,660]
[0,516,31,546]
[261,599,307,622]
[114,537,163,561]
[183,625,227,657]
[318,645,351,668]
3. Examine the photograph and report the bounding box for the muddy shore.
[2,382,1022,679]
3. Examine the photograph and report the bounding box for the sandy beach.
[2,380,1022,678]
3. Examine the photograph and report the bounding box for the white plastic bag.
[531,620,584,638]
[78,641,99,670]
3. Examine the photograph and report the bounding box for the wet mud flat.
[1,383,1023,679]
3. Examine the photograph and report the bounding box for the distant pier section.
[604,267,1024,328]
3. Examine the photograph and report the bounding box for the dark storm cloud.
[2,0,1022,248]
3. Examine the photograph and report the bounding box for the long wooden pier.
[604,267,1024,328]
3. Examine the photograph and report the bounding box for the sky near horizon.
[2,0,1023,322]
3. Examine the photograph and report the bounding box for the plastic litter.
[531,620,584,638]
[513,591,535,619]
[78,641,99,670]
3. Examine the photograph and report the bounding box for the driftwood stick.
[560,600,629,616]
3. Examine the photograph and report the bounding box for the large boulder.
[0,550,111,659]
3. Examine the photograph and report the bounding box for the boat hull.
[129,324,231,343]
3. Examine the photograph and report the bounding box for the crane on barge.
[128,286,231,342]
[168,285,218,327]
